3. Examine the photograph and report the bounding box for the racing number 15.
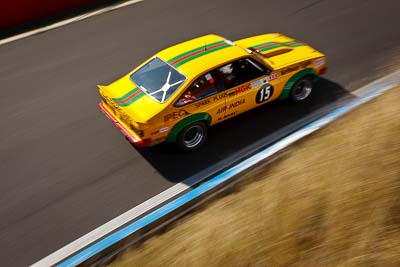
[256,84,274,104]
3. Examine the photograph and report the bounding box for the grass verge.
[111,87,400,267]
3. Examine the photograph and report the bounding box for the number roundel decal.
[256,84,274,104]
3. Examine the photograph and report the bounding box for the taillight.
[134,138,152,147]
[130,124,144,137]
[319,66,327,75]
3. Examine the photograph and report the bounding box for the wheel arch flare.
[166,113,212,142]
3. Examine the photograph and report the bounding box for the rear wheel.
[289,76,313,102]
[177,121,207,151]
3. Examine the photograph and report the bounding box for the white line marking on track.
[31,181,191,267]
[0,0,143,47]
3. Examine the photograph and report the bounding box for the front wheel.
[289,76,313,102]
[177,121,207,151]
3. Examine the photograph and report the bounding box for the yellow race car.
[98,33,327,150]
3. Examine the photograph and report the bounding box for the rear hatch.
[99,56,188,124]
[98,75,162,124]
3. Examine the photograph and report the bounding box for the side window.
[213,58,267,90]
[176,73,217,106]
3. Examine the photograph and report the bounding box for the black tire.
[177,121,207,151]
[289,76,313,103]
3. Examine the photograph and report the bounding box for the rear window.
[130,57,186,103]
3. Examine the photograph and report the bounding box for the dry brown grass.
[111,87,400,267]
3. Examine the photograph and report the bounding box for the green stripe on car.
[117,91,145,107]
[257,44,286,52]
[173,44,231,68]
[167,40,225,64]
[112,87,139,102]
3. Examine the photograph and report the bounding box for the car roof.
[156,34,249,80]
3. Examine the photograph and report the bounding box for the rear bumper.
[98,101,150,148]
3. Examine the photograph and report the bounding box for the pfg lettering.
[235,84,251,94]
[164,110,189,122]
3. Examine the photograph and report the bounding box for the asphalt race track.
[1,0,400,265]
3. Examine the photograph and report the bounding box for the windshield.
[130,57,186,103]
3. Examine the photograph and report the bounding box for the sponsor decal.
[159,127,169,133]
[251,73,279,89]
[216,107,225,115]
[314,57,325,68]
[152,127,170,135]
[216,99,246,114]
[103,95,134,124]
[235,83,251,94]
[194,98,211,108]
[224,111,238,119]
[120,113,132,124]
[213,92,228,101]
[268,72,279,81]
[256,84,274,104]
[164,110,190,122]
[228,99,245,109]
[168,40,233,68]
[211,83,253,102]
[251,77,269,88]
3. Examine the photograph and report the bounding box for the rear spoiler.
[97,84,108,91]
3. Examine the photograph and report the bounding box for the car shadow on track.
[136,78,352,183]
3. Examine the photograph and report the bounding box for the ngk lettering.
[235,84,251,94]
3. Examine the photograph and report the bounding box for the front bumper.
[98,101,150,148]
